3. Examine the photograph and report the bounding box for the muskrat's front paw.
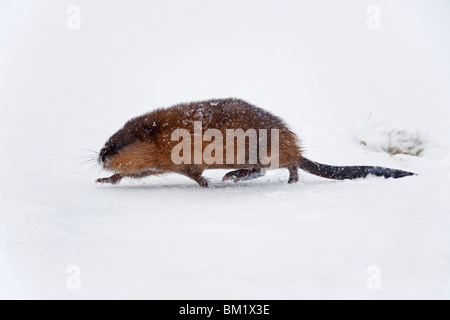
[96,174,122,185]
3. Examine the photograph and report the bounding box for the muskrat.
[96,98,415,187]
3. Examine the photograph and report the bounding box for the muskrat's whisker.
[77,147,98,152]
[96,165,106,177]
[77,158,97,168]
[78,154,98,160]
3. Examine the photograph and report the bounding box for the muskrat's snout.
[98,144,123,165]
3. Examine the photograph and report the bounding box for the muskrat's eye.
[115,145,123,152]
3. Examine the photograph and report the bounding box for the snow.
[1,0,450,299]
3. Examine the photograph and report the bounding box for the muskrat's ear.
[136,121,159,141]
[144,126,154,136]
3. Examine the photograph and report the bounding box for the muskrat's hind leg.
[287,166,299,184]
[179,166,210,188]
[222,168,265,183]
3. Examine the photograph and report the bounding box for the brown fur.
[98,98,302,186]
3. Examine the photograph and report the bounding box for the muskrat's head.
[98,115,158,175]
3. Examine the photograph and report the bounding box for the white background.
[1,0,449,299]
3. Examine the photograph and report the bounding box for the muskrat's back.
[148,98,302,168]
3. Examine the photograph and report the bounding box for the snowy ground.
[1,0,450,299]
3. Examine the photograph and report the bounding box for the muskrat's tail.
[298,157,416,180]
